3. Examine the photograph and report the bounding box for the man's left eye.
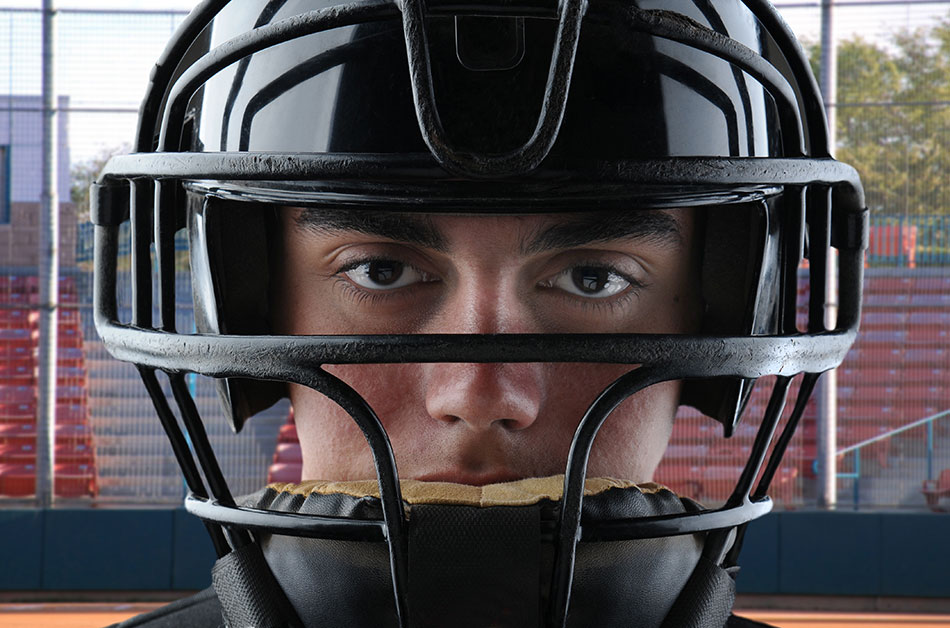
[546,266,631,298]
[343,260,430,290]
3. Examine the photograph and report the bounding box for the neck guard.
[220,476,737,628]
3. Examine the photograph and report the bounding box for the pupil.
[573,267,607,293]
[368,261,403,285]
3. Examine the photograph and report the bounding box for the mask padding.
[681,202,770,434]
[190,195,286,432]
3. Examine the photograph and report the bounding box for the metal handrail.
[830,408,949,506]
[837,409,950,457]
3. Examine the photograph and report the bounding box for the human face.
[272,209,703,485]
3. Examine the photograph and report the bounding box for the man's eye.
[343,260,429,290]
[547,266,631,298]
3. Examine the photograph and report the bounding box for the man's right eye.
[342,260,431,290]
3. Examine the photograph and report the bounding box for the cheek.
[588,380,680,479]
[542,365,678,479]
[291,364,430,479]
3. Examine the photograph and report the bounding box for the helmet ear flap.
[190,194,286,432]
[681,200,777,436]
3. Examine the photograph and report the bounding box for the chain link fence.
[0,2,948,509]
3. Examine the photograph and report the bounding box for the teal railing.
[867,214,950,267]
[831,409,950,507]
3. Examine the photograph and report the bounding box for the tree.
[808,16,950,217]
[70,144,130,223]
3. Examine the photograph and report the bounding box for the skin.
[272,209,703,485]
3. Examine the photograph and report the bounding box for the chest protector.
[215,476,737,628]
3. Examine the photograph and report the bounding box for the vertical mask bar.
[138,367,230,557]
[725,375,790,506]
[93,223,119,327]
[169,373,252,549]
[305,368,408,628]
[833,208,867,331]
[807,187,831,332]
[550,366,670,628]
[399,0,587,177]
[153,181,177,332]
[130,179,153,328]
[754,372,818,500]
[779,187,805,334]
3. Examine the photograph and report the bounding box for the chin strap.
[660,526,739,628]
[659,555,737,628]
[212,543,303,628]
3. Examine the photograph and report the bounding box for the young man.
[274,208,702,485]
[94,0,866,625]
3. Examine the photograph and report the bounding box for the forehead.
[285,207,693,254]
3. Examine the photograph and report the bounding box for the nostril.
[494,417,526,431]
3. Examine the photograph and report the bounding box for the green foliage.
[811,16,950,216]
[69,144,130,222]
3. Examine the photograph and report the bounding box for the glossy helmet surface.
[91,0,866,625]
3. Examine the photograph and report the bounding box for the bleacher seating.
[921,468,950,511]
[268,412,303,483]
[0,274,97,498]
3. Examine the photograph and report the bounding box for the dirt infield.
[2,605,950,627]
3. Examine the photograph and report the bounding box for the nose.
[424,361,544,431]
[422,273,544,431]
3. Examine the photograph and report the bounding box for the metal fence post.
[36,0,59,507]
[816,0,839,510]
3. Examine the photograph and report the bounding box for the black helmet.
[92,0,866,625]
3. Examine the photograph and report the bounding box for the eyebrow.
[294,208,448,251]
[293,207,683,254]
[522,211,684,254]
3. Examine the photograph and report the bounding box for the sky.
[2,1,194,8]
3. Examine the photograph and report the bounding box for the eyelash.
[334,257,646,309]
[334,256,435,303]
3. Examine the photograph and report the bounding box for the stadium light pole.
[36,0,59,508]
[817,0,839,509]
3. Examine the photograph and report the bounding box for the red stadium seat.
[278,422,299,444]
[0,422,36,447]
[55,441,95,464]
[0,309,33,328]
[908,326,950,345]
[860,311,909,329]
[902,367,947,384]
[55,386,86,404]
[56,403,88,424]
[909,310,950,328]
[273,442,303,464]
[0,463,36,496]
[0,363,35,383]
[838,367,899,385]
[662,444,709,461]
[922,469,950,511]
[54,463,97,498]
[56,348,85,368]
[0,344,32,362]
[0,386,36,404]
[56,328,84,349]
[267,462,302,484]
[905,348,948,367]
[653,464,704,499]
[866,276,914,294]
[0,443,35,463]
[0,328,35,349]
[0,402,35,422]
